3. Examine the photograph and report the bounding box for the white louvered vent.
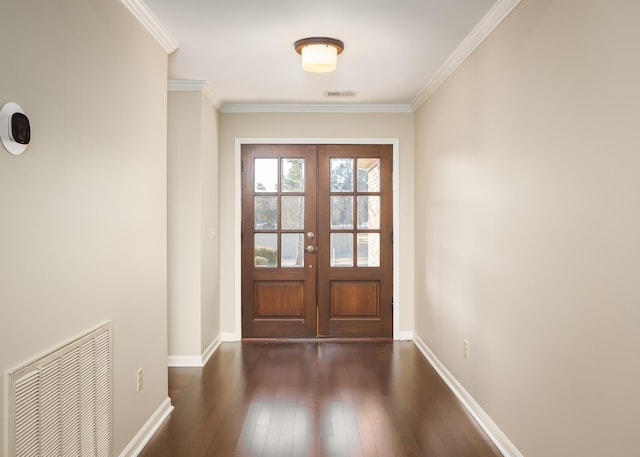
[7,323,112,457]
[324,90,356,97]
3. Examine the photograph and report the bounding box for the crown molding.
[221,104,413,114]
[410,0,522,111]
[168,80,222,111]
[121,0,178,53]
[202,85,222,110]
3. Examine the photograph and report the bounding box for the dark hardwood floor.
[139,341,502,457]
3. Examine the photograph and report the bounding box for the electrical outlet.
[137,368,143,392]
[463,340,469,360]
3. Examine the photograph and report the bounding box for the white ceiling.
[142,0,503,111]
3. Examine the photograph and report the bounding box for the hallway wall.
[219,112,415,338]
[0,1,169,454]
[413,0,640,455]
[168,87,220,363]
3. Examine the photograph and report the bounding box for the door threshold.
[241,337,393,343]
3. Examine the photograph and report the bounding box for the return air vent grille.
[7,323,112,457]
[324,90,356,97]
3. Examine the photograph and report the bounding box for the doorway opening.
[241,144,393,338]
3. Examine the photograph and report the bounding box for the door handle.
[305,245,316,253]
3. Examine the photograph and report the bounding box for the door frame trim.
[233,138,401,340]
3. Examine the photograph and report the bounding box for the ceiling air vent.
[324,90,356,97]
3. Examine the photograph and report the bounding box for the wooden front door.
[241,144,393,338]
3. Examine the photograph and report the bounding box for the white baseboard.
[118,397,173,457]
[167,355,203,367]
[395,330,414,341]
[201,335,222,366]
[221,332,239,342]
[412,335,523,457]
[168,335,222,367]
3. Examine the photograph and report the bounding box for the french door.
[241,144,393,338]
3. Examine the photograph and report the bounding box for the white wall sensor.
[1,102,31,155]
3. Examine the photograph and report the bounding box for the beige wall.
[0,0,169,454]
[167,91,202,357]
[168,89,220,359]
[219,113,415,337]
[414,0,640,455]
[200,95,221,351]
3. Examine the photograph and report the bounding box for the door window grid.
[254,158,306,268]
[330,158,381,268]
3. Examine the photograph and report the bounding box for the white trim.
[118,397,173,457]
[221,332,240,342]
[410,0,522,111]
[413,335,524,457]
[168,80,205,91]
[234,138,402,340]
[202,85,222,110]
[168,335,222,367]
[201,335,222,367]
[396,330,414,341]
[3,365,9,457]
[168,80,222,111]
[120,0,178,53]
[167,355,203,367]
[234,143,243,339]
[391,141,400,340]
[222,104,413,114]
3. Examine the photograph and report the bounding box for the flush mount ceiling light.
[295,37,344,73]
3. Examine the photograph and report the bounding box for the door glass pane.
[331,233,353,267]
[357,233,380,267]
[255,158,278,192]
[255,234,277,267]
[281,233,304,268]
[255,196,278,230]
[330,196,353,229]
[281,196,304,230]
[357,196,380,229]
[357,158,381,192]
[330,158,354,192]
[281,158,305,192]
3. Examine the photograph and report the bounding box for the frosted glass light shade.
[295,37,344,73]
[301,44,338,73]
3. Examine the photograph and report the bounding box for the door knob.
[307,232,315,239]
[305,245,315,253]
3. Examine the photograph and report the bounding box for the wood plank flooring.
[139,341,502,457]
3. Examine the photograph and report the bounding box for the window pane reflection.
[282,196,304,230]
[357,233,380,267]
[255,234,277,267]
[357,158,381,192]
[331,233,353,267]
[281,233,304,267]
[330,196,353,229]
[330,158,354,192]
[254,158,278,192]
[255,196,278,230]
[357,196,380,229]
[281,158,305,192]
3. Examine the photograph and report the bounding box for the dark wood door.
[242,144,392,338]
[242,144,318,337]
[317,145,393,337]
